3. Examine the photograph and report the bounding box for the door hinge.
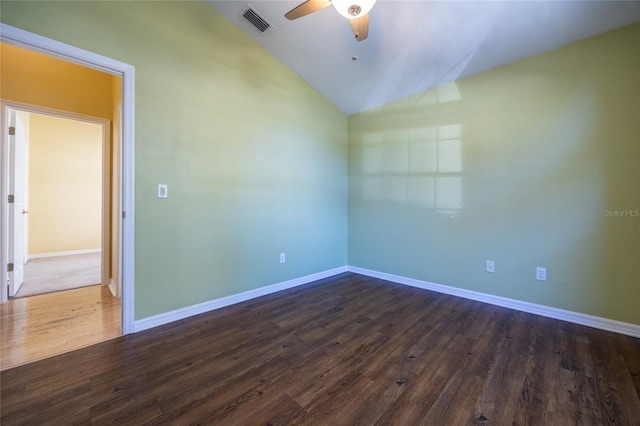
[7,263,14,272]
[8,126,15,136]
[8,194,14,204]
[122,211,126,219]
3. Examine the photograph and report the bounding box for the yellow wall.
[28,113,102,255]
[0,43,113,119]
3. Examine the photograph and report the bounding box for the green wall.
[348,23,640,325]
[2,1,638,327]
[0,1,348,319]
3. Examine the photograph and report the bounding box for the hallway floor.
[1,285,120,370]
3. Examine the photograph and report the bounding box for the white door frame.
[3,102,111,291]
[0,24,135,334]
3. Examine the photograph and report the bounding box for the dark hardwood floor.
[2,273,639,425]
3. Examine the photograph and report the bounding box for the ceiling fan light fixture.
[332,0,376,19]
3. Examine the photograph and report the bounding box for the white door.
[8,110,27,297]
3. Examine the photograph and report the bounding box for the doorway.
[6,107,108,299]
[0,23,135,342]
[1,103,120,370]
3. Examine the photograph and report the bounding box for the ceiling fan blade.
[350,13,369,42]
[285,0,333,20]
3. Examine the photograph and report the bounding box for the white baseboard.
[108,279,118,297]
[134,266,348,333]
[28,248,101,260]
[132,264,640,338]
[347,266,640,338]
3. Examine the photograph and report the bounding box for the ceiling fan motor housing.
[332,0,376,19]
[284,0,373,42]
[348,5,362,17]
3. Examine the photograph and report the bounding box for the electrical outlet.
[280,253,286,263]
[536,267,547,281]
[486,260,495,273]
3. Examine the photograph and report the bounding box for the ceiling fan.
[285,0,376,42]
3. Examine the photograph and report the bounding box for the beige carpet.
[14,253,102,298]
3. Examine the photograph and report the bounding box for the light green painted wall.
[348,23,640,325]
[3,1,638,327]
[1,1,348,319]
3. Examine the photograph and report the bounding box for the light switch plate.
[158,184,168,199]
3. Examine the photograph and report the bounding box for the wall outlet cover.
[536,267,547,281]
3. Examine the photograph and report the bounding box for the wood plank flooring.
[1,285,121,370]
[2,273,639,425]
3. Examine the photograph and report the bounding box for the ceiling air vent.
[243,7,270,33]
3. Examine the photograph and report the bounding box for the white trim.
[347,266,640,338]
[27,249,101,260]
[109,279,117,297]
[0,24,135,334]
[134,266,348,333]
[100,112,111,288]
[0,101,110,126]
[120,47,136,335]
[1,103,10,303]
[0,25,131,76]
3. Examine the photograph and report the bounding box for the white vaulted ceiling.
[211,1,640,115]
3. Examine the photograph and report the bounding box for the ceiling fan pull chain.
[352,38,358,61]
